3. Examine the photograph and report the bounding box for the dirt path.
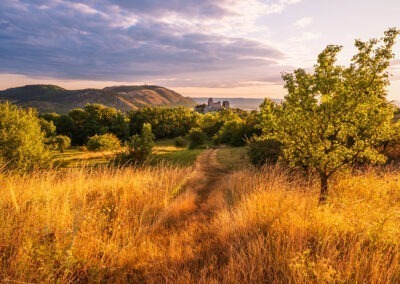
[159,148,229,228]
[192,149,229,215]
[145,149,233,281]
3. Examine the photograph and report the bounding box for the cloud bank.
[0,0,301,87]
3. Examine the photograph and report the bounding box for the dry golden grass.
[0,165,192,282]
[209,166,400,283]
[1,161,399,283]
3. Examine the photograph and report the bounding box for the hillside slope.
[0,85,195,113]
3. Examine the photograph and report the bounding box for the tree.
[260,29,399,203]
[129,107,198,139]
[39,118,57,145]
[126,123,155,162]
[53,135,71,153]
[0,102,51,171]
[198,112,224,137]
[87,133,121,151]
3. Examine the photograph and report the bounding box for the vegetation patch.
[217,146,249,170]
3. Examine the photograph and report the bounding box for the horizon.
[1,1,400,99]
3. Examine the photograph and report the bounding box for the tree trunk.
[319,173,329,204]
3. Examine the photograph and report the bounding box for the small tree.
[87,133,121,151]
[0,102,51,171]
[53,135,71,153]
[260,29,399,203]
[127,123,155,162]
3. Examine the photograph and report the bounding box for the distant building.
[194,98,230,113]
[222,101,230,108]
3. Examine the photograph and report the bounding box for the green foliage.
[129,107,198,139]
[188,127,207,149]
[39,118,56,139]
[198,112,224,137]
[218,118,245,146]
[247,138,281,166]
[0,102,51,171]
[87,133,121,152]
[382,120,400,161]
[126,123,155,162]
[174,136,188,148]
[41,104,129,145]
[40,113,75,140]
[53,135,71,153]
[259,29,399,202]
[213,110,260,146]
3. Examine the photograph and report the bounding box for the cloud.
[294,17,313,29]
[0,0,300,87]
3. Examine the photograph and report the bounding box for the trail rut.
[159,149,229,228]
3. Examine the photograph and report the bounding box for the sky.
[1,0,400,99]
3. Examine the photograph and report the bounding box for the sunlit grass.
[154,149,204,166]
[51,139,199,168]
[1,161,399,282]
[208,166,400,283]
[0,165,192,282]
[51,147,123,168]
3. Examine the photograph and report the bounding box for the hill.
[0,84,195,113]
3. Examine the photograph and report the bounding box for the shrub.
[53,135,71,153]
[0,102,51,171]
[218,119,247,147]
[87,133,121,151]
[125,123,155,162]
[188,127,207,149]
[247,138,281,166]
[174,136,188,148]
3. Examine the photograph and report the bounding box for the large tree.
[0,102,51,171]
[261,29,399,203]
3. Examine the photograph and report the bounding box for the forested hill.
[0,84,195,113]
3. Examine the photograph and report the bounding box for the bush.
[0,102,51,171]
[218,119,247,147]
[188,128,207,149]
[247,138,281,166]
[125,123,155,163]
[53,135,71,153]
[87,133,121,151]
[174,136,188,148]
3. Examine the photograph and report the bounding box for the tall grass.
[1,164,399,282]
[0,165,192,282]
[209,166,400,283]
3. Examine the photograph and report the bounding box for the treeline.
[0,100,264,171]
[39,104,261,147]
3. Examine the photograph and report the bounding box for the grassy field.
[52,147,121,168]
[2,145,400,282]
[154,149,204,166]
[52,138,204,168]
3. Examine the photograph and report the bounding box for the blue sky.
[1,0,400,99]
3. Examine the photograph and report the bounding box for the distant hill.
[0,84,195,113]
